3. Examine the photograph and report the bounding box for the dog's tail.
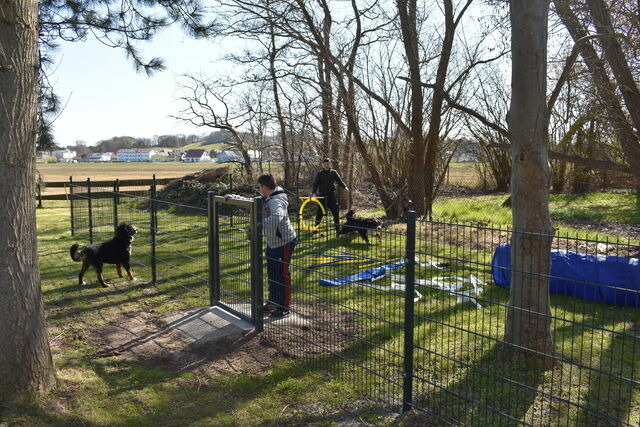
[70,244,83,262]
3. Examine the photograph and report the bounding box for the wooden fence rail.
[36,177,178,207]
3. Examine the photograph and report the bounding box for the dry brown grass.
[36,162,215,183]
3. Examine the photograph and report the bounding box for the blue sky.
[50,25,232,147]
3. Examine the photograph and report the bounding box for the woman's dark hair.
[257,174,277,190]
[323,157,332,163]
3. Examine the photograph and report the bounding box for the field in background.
[36,162,220,182]
[34,162,639,238]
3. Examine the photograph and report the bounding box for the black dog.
[70,223,138,287]
[339,210,382,244]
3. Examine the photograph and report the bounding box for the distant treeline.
[63,130,235,156]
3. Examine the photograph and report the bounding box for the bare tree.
[553,0,640,189]
[465,67,511,191]
[174,75,257,179]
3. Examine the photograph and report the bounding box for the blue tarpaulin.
[319,260,405,286]
[492,243,640,307]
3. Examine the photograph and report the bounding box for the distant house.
[52,149,77,163]
[217,149,243,163]
[454,153,474,163]
[184,149,212,163]
[172,151,186,162]
[116,149,157,162]
[247,150,261,161]
[87,152,113,162]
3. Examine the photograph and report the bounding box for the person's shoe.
[270,308,290,319]
[263,301,276,315]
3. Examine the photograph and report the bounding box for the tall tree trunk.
[318,1,333,158]
[423,0,456,218]
[0,0,56,402]
[397,0,426,214]
[268,22,293,189]
[504,0,555,367]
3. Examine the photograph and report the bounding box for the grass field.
[433,192,640,227]
[2,195,638,425]
[1,202,394,426]
[36,162,221,183]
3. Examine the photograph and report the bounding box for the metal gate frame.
[208,192,264,332]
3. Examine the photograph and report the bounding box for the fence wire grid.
[68,178,640,425]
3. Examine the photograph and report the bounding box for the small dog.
[339,210,382,244]
[70,223,138,287]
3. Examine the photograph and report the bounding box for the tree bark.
[397,0,426,214]
[504,0,555,367]
[318,0,333,159]
[0,0,56,403]
[267,21,293,189]
[585,0,640,137]
[423,0,456,218]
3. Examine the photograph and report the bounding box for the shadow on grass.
[413,344,547,425]
[574,320,640,425]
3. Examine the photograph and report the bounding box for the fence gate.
[208,193,264,331]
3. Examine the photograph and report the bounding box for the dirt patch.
[418,221,640,258]
[85,310,272,375]
[559,218,640,241]
[86,302,361,376]
[262,302,361,359]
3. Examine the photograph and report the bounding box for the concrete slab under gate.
[162,306,254,345]
[163,305,306,345]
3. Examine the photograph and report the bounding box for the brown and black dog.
[70,223,138,287]
[338,210,382,244]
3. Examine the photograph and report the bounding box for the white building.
[248,150,261,161]
[184,149,212,163]
[52,149,77,163]
[116,149,157,162]
[87,152,114,162]
[217,149,243,163]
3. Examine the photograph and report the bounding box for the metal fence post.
[403,210,417,413]
[113,179,119,231]
[87,178,93,244]
[208,192,220,306]
[150,175,157,284]
[37,180,43,208]
[69,176,75,236]
[251,196,264,332]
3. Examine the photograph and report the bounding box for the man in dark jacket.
[311,158,348,233]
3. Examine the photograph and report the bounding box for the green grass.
[176,141,231,151]
[0,202,395,426]
[431,192,640,226]
[4,194,640,425]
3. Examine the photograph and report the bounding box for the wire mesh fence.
[70,179,209,307]
[67,180,640,425]
[262,210,409,409]
[408,220,640,425]
[210,195,263,325]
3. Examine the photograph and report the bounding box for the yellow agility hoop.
[298,196,325,231]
